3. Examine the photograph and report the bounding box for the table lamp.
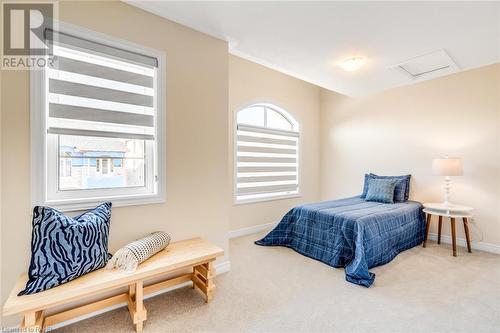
[432,157,463,206]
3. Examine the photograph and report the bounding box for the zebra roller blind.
[236,105,299,202]
[45,29,157,140]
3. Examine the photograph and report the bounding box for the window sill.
[234,193,302,206]
[42,193,165,213]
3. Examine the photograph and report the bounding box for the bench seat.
[2,237,224,332]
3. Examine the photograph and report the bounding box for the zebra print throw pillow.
[18,202,112,295]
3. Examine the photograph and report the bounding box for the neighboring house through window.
[31,23,165,211]
[60,151,72,177]
[235,103,300,203]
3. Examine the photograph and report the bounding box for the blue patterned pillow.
[361,173,411,202]
[365,178,398,204]
[361,174,371,198]
[19,203,112,295]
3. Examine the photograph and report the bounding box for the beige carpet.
[55,232,500,333]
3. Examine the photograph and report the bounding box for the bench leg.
[205,262,215,303]
[129,284,136,299]
[135,281,146,332]
[128,281,147,332]
[22,310,44,332]
[192,261,216,303]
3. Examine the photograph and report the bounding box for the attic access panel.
[393,50,459,79]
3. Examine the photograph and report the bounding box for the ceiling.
[125,1,500,96]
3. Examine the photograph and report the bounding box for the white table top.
[423,202,473,218]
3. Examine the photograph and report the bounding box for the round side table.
[422,203,473,257]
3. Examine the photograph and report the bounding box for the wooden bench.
[2,238,224,332]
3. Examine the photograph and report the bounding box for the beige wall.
[1,0,499,327]
[1,1,229,326]
[228,55,321,231]
[320,64,500,246]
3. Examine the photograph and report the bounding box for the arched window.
[235,103,300,203]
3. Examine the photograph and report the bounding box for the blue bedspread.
[255,196,425,287]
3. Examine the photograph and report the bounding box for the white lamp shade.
[432,157,463,176]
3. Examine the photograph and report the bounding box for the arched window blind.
[235,104,299,203]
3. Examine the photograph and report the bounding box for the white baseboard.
[46,260,230,330]
[428,233,500,254]
[214,260,231,274]
[228,221,278,239]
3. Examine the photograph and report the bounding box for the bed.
[255,196,425,287]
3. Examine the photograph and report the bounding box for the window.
[31,24,165,211]
[235,104,300,203]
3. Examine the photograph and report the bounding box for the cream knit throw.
[106,231,171,273]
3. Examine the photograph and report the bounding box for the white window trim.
[31,21,166,212]
[233,102,302,205]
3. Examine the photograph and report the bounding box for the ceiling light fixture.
[340,56,366,71]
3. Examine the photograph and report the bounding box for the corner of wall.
[318,88,349,200]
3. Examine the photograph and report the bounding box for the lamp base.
[443,176,452,207]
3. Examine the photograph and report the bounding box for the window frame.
[31,21,166,212]
[233,102,301,205]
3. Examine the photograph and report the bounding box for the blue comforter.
[255,196,425,287]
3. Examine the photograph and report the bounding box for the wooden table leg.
[129,284,136,299]
[192,261,216,303]
[463,217,472,253]
[423,213,432,248]
[437,216,442,244]
[135,281,147,332]
[205,262,215,303]
[451,217,457,257]
[21,310,44,332]
[128,281,147,332]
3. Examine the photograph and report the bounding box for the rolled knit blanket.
[106,231,171,273]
